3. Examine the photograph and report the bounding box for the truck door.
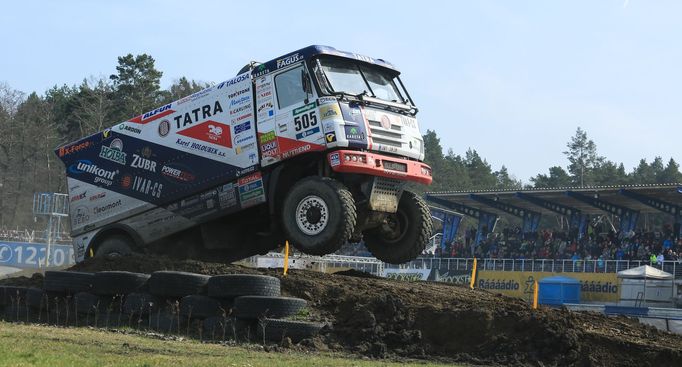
[257,62,324,166]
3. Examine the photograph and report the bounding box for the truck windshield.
[317,57,410,105]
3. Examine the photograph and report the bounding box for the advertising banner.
[0,241,75,269]
[477,270,620,303]
[382,268,432,281]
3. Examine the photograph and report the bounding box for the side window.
[274,65,306,109]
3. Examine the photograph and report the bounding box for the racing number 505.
[294,111,317,132]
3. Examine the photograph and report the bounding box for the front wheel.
[363,191,433,264]
[94,235,134,258]
[281,177,356,255]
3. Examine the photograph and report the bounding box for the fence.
[385,257,682,278]
[0,228,71,245]
[246,252,385,276]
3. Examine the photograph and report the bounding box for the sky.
[1,0,680,183]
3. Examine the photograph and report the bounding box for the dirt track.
[4,255,682,366]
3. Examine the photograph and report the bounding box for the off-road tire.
[363,190,433,264]
[148,271,210,298]
[92,271,150,296]
[94,235,135,258]
[233,296,306,319]
[43,271,94,294]
[281,177,356,256]
[122,292,158,315]
[258,318,324,342]
[179,295,223,319]
[208,274,280,299]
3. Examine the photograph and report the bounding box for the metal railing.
[385,257,682,277]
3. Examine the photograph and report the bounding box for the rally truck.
[56,45,433,265]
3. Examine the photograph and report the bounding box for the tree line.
[1,54,680,231]
[422,127,682,192]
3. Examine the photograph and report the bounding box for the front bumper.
[327,150,432,185]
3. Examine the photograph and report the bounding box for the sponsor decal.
[281,144,311,159]
[344,126,364,140]
[158,120,171,137]
[234,121,251,134]
[276,53,301,69]
[256,80,271,92]
[253,64,270,78]
[175,138,226,157]
[325,132,337,143]
[235,142,255,155]
[230,95,251,107]
[161,164,196,183]
[130,153,157,172]
[120,174,133,189]
[93,199,122,216]
[317,96,337,105]
[177,121,232,149]
[259,90,272,98]
[118,123,142,134]
[295,126,320,140]
[176,88,213,106]
[70,192,86,202]
[58,140,94,157]
[102,128,111,139]
[217,183,237,209]
[216,73,249,89]
[68,160,119,186]
[259,130,276,144]
[232,113,252,124]
[72,206,90,226]
[257,102,274,119]
[99,138,127,165]
[319,104,341,120]
[329,152,340,167]
[229,104,251,116]
[173,101,224,129]
[233,133,254,146]
[129,103,174,124]
[89,192,106,201]
[228,88,250,99]
[293,102,316,116]
[238,172,265,208]
[259,131,279,157]
[128,176,163,198]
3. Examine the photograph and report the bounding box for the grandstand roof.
[425,183,682,217]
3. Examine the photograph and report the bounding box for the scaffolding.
[32,192,69,267]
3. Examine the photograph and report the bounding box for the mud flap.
[367,177,404,213]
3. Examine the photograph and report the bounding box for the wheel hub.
[295,195,329,235]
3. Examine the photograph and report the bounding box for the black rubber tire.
[208,274,280,299]
[73,292,109,314]
[281,177,356,256]
[363,190,433,264]
[94,235,134,258]
[25,288,45,309]
[233,296,306,319]
[148,271,210,298]
[179,295,223,319]
[0,286,28,306]
[122,292,159,315]
[258,318,324,342]
[43,271,94,294]
[92,271,150,296]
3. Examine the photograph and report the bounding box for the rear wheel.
[363,190,433,264]
[281,177,356,256]
[94,235,134,258]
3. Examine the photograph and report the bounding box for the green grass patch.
[0,322,455,367]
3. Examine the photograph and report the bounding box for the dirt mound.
[4,254,682,366]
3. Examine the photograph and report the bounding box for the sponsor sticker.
[58,140,94,157]
[319,104,341,120]
[329,152,340,167]
[295,126,320,140]
[68,160,119,186]
[99,138,127,165]
[325,132,337,143]
[158,120,171,137]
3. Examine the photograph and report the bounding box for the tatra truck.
[56,45,433,264]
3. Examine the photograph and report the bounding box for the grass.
[0,322,457,367]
